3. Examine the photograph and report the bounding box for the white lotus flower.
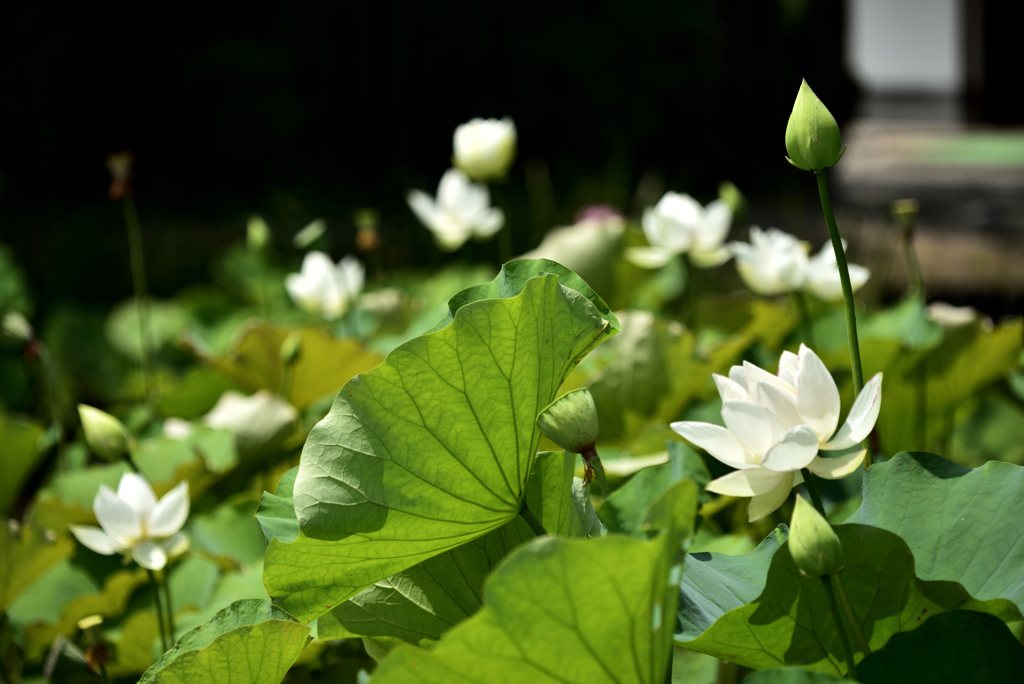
[672,345,882,521]
[69,473,189,570]
[453,117,517,182]
[407,168,505,252]
[729,227,809,296]
[285,252,364,320]
[627,192,733,269]
[804,240,870,302]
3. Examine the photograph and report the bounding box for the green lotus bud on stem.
[789,495,843,578]
[246,216,271,251]
[78,405,131,461]
[537,388,607,494]
[785,80,845,172]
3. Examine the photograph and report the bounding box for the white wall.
[846,0,964,95]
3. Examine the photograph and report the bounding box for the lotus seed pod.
[789,495,843,577]
[785,80,845,172]
[537,388,599,454]
[78,405,130,461]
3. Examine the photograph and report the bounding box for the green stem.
[98,663,112,684]
[814,171,870,467]
[832,572,871,656]
[792,290,816,349]
[38,346,67,471]
[800,468,827,519]
[592,458,611,499]
[901,229,925,301]
[915,357,928,450]
[821,574,858,679]
[162,570,175,645]
[122,196,157,410]
[519,503,548,537]
[147,569,169,653]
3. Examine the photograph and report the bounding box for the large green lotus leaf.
[288,453,590,648]
[0,522,75,612]
[742,668,845,683]
[105,298,192,362]
[264,260,618,622]
[676,525,788,641]
[855,610,1024,684]
[189,496,267,566]
[318,518,533,649]
[200,323,384,409]
[0,415,44,516]
[255,466,300,544]
[139,599,310,684]
[369,480,698,683]
[679,524,1022,676]
[602,441,710,537]
[848,452,1024,613]
[523,450,599,537]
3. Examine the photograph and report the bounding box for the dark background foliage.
[0,0,856,311]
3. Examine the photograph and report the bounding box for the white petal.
[728,365,747,391]
[670,422,753,469]
[748,471,798,522]
[625,246,674,269]
[694,200,732,251]
[117,473,157,521]
[132,540,168,570]
[778,351,800,386]
[406,190,439,229]
[94,485,141,546]
[149,481,189,538]
[69,525,123,555]
[712,374,748,401]
[796,345,841,443]
[753,381,803,431]
[822,373,883,450]
[848,263,871,293]
[689,245,732,268]
[161,532,190,558]
[759,425,819,472]
[807,450,866,479]
[706,467,788,497]
[473,208,505,238]
[743,360,796,395]
[721,399,788,457]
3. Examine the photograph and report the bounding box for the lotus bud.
[246,216,271,251]
[1,311,33,343]
[78,405,130,461]
[538,389,603,485]
[453,117,517,182]
[785,80,845,172]
[789,495,843,578]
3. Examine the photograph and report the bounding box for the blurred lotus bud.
[1,310,34,343]
[891,198,920,234]
[789,495,843,578]
[785,80,845,172]
[106,150,134,200]
[293,218,327,249]
[247,216,272,251]
[453,117,517,182]
[718,180,747,220]
[78,405,131,461]
[354,208,381,252]
[538,389,599,455]
[280,332,302,366]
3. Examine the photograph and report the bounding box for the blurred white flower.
[162,418,194,441]
[803,240,870,302]
[1,311,33,342]
[926,301,985,329]
[627,193,733,269]
[204,389,298,455]
[730,227,809,296]
[672,345,882,521]
[407,168,505,252]
[285,252,364,320]
[453,117,517,182]
[69,473,189,570]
